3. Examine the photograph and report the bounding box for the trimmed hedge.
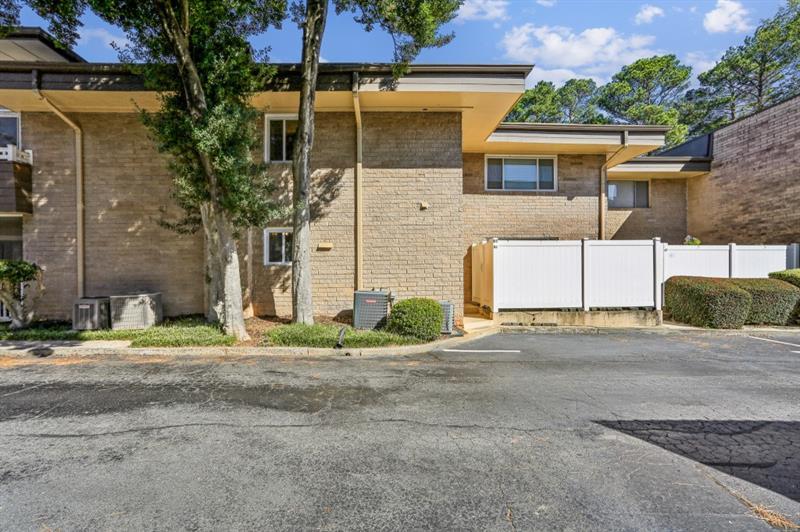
[769,269,800,289]
[664,276,751,329]
[730,278,800,325]
[386,298,443,341]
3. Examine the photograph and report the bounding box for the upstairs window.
[608,180,649,208]
[0,109,19,147]
[485,156,556,191]
[264,228,293,265]
[266,115,298,162]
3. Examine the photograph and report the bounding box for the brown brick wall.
[21,112,204,319]
[688,95,800,244]
[607,178,687,244]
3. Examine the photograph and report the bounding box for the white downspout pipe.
[598,129,628,240]
[352,72,363,290]
[32,73,85,297]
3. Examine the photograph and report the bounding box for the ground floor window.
[0,108,20,147]
[608,180,649,208]
[485,156,557,191]
[264,228,293,265]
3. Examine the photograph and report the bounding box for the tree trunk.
[291,0,328,325]
[0,285,35,330]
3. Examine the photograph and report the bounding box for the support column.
[352,72,364,290]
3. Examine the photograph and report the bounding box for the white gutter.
[32,74,84,297]
[598,130,628,240]
[352,72,363,290]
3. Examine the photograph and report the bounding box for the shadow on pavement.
[597,420,800,502]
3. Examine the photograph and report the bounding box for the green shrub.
[729,278,800,325]
[769,269,800,289]
[264,323,419,348]
[386,298,443,341]
[664,276,751,329]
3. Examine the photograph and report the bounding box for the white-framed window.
[484,155,557,191]
[608,180,649,208]
[264,227,293,265]
[265,114,298,162]
[0,109,20,147]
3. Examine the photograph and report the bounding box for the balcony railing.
[0,144,33,165]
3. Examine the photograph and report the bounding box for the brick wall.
[21,112,204,319]
[606,178,687,244]
[688,95,800,244]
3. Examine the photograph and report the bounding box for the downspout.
[352,72,364,290]
[32,70,85,297]
[598,129,628,240]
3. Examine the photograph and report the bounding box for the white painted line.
[746,335,800,348]
[793,350,800,354]
[441,349,521,353]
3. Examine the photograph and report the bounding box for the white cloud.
[536,0,557,6]
[635,4,665,25]
[502,24,658,83]
[79,28,131,50]
[685,51,719,75]
[703,0,751,33]
[526,67,601,87]
[456,0,509,21]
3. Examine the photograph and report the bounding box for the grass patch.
[263,323,423,348]
[0,316,235,347]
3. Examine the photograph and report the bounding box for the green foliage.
[769,269,800,289]
[386,297,443,341]
[264,323,420,348]
[507,79,607,124]
[0,317,236,347]
[665,276,751,329]
[596,55,692,145]
[0,259,40,288]
[683,235,702,245]
[729,278,800,325]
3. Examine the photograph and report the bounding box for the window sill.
[608,207,651,210]
[264,262,292,267]
[484,189,559,194]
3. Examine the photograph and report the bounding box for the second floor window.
[267,115,298,162]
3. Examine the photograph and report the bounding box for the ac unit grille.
[110,293,163,330]
[353,290,390,330]
[72,297,110,330]
[440,301,455,334]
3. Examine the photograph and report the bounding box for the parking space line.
[746,335,800,348]
[441,349,521,353]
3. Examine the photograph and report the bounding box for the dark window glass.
[284,120,298,161]
[268,232,284,263]
[608,180,649,208]
[0,116,18,146]
[504,159,537,190]
[539,159,555,190]
[634,180,649,208]
[0,241,22,260]
[284,232,293,262]
[486,158,503,189]
[269,120,284,161]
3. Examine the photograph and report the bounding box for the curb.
[0,326,502,359]
[499,324,800,336]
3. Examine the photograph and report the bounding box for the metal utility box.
[72,297,110,330]
[439,301,455,334]
[353,290,390,329]
[110,292,163,330]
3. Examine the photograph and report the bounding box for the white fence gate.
[472,239,800,312]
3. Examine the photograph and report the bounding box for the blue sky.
[21,0,784,86]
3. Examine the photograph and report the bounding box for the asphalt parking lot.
[0,330,799,530]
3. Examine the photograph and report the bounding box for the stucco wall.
[688,95,800,244]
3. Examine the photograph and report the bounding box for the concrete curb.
[500,324,800,336]
[0,326,502,359]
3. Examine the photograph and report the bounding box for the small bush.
[386,298,443,341]
[664,276,751,329]
[729,278,800,325]
[264,323,419,348]
[769,269,800,289]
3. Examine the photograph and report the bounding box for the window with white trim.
[265,115,298,162]
[485,156,556,191]
[608,180,649,208]
[264,228,293,265]
[0,109,20,147]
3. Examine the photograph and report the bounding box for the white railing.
[0,144,33,165]
[473,239,800,312]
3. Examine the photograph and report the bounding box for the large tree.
[507,78,606,124]
[595,55,691,145]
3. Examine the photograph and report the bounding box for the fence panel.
[587,240,655,308]
[493,240,582,309]
[734,245,791,277]
[663,245,730,279]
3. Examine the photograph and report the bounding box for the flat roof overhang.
[0,62,531,150]
[473,122,670,164]
[608,156,711,179]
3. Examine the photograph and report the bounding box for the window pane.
[608,181,634,208]
[503,159,537,190]
[284,232,293,263]
[284,120,298,161]
[0,117,18,146]
[0,241,22,260]
[539,159,555,190]
[268,232,283,263]
[269,120,284,161]
[486,158,503,189]
[634,181,649,208]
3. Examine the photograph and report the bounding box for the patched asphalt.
[1,330,799,530]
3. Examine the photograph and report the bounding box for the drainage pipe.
[32,71,85,297]
[598,130,628,240]
[352,72,363,290]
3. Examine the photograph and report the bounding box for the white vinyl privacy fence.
[472,239,800,312]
